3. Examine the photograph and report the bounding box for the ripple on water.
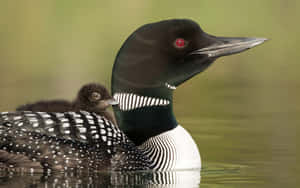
[0,169,201,188]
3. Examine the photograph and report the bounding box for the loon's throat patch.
[113,93,170,111]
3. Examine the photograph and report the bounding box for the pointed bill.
[190,37,267,58]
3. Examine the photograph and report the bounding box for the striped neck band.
[138,125,201,171]
[113,93,170,111]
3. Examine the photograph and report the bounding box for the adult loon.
[16,83,118,125]
[0,19,266,172]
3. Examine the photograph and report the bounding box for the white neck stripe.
[113,93,170,111]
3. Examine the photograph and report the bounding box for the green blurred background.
[0,0,298,187]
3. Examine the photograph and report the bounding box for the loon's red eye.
[174,38,186,49]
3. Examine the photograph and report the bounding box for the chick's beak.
[97,98,119,109]
[106,98,119,106]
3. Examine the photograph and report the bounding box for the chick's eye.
[90,92,101,101]
[174,38,187,49]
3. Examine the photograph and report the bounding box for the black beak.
[190,36,267,58]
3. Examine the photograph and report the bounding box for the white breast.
[139,125,201,171]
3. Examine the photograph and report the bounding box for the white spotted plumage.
[0,110,200,171]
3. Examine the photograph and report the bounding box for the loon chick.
[0,19,266,172]
[16,83,117,125]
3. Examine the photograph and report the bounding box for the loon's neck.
[112,86,177,145]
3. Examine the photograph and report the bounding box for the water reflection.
[0,169,201,188]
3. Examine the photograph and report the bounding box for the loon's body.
[16,83,117,125]
[0,111,149,171]
[0,19,266,172]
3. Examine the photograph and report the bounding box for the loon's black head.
[111,19,266,145]
[112,19,266,93]
[75,83,117,112]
